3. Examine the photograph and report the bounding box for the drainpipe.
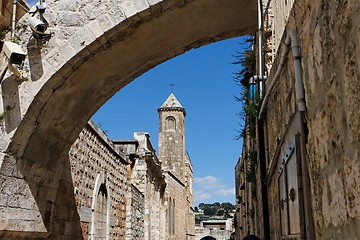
[256,1,271,239]
[290,30,306,112]
[11,0,17,38]
[258,29,306,119]
[257,0,265,98]
[257,28,314,238]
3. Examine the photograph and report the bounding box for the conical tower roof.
[158,93,186,115]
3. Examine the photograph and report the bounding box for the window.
[167,197,176,236]
[166,117,176,130]
[91,173,111,240]
[168,197,172,235]
[172,199,175,234]
[95,184,108,239]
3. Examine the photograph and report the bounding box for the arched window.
[95,184,107,239]
[172,199,175,234]
[91,173,111,240]
[166,117,176,131]
[168,197,172,235]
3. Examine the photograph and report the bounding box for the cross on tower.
[169,82,175,93]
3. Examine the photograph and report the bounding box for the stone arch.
[9,0,257,167]
[1,0,257,235]
[91,172,112,240]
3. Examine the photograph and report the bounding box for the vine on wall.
[233,36,260,199]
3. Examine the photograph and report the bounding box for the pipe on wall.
[257,0,265,98]
[11,0,17,38]
[258,29,306,119]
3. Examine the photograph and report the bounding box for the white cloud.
[216,187,235,196]
[194,176,219,189]
[193,175,235,204]
[194,191,212,202]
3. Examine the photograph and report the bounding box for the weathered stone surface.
[69,121,128,239]
[235,0,360,239]
[125,184,145,240]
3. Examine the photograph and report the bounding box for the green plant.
[245,149,257,198]
[243,92,260,138]
[239,161,244,173]
[0,31,7,39]
[10,35,21,44]
[232,36,260,140]
[15,23,27,31]
[245,149,257,183]
[0,27,11,40]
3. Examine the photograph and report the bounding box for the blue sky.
[25,0,248,208]
[92,37,248,206]
[27,0,37,6]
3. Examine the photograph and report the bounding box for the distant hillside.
[194,202,236,220]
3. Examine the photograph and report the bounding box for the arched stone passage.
[0,0,257,236]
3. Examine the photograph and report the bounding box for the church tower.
[158,93,186,182]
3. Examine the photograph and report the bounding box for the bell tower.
[158,93,186,181]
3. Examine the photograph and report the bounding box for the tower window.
[166,117,176,130]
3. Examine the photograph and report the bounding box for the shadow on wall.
[1,75,22,133]
[0,152,82,238]
[19,154,82,237]
[27,38,44,81]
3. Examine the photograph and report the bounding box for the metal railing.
[264,0,296,69]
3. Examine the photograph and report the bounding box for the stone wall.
[113,132,168,240]
[165,171,187,240]
[185,154,195,239]
[234,149,258,239]
[236,0,359,239]
[125,184,145,240]
[69,120,128,239]
[263,0,359,239]
[294,0,359,238]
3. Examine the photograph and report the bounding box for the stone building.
[195,219,234,240]
[69,121,128,239]
[113,132,167,240]
[158,93,195,240]
[67,93,194,239]
[235,0,360,239]
[0,0,28,29]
